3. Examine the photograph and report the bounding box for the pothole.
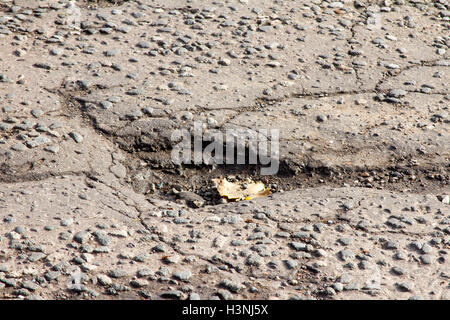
[125,154,449,208]
[59,86,449,208]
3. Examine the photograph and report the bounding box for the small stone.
[100,101,113,110]
[338,237,353,246]
[219,58,231,66]
[355,98,368,105]
[363,279,380,290]
[333,282,344,292]
[60,218,73,227]
[160,290,182,299]
[189,292,200,300]
[50,48,63,56]
[108,269,128,279]
[137,269,153,278]
[394,251,406,260]
[438,195,449,205]
[391,267,405,275]
[92,231,112,246]
[384,241,398,250]
[152,244,166,253]
[258,25,272,32]
[173,270,192,281]
[245,254,262,266]
[26,136,51,148]
[44,145,59,154]
[387,89,407,98]
[421,244,432,254]
[44,271,60,281]
[344,283,360,291]
[69,132,83,143]
[339,249,355,261]
[289,242,307,251]
[217,289,233,300]
[358,261,370,270]
[11,143,26,151]
[104,49,120,57]
[133,253,150,263]
[21,281,38,291]
[73,231,90,244]
[33,62,51,70]
[96,274,112,286]
[220,279,245,293]
[30,109,43,118]
[27,253,46,262]
[420,254,433,265]
[130,279,149,288]
[136,41,150,48]
[126,88,144,96]
[397,282,413,292]
[284,259,298,270]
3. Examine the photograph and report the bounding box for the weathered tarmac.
[0,0,448,299]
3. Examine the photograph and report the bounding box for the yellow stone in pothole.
[212,178,270,202]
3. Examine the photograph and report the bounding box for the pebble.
[384,241,399,250]
[92,231,112,246]
[26,136,51,148]
[160,290,182,299]
[344,283,360,291]
[137,41,150,48]
[73,231,90,244]
[420,255,433,265]
[173,270,192,281]
[338,237,353,246]
[189,292,200,300]
[220,279,245,293]
[108,269,128,279]
[130,279,148,288]
[387,89,407,98]
[245,254,263,267]
[33,62,51,70]
[96,274,112,286]
[60,218,73,227]
[137,269,153,278]
[333,282,344,292]
[30,109,43,118]
[397,282,413,292]
[69,132,83,143]
[44,271,60,281]
[100,101,113,110]
[11,143,26,151]
[21,281,38,291]
[104,49,120,57]
[421,244,432,254]
[43,145,59,154]
[284,259,298,269]
[50,48,63,56]
[391,267,405,275]
[133,253,149,263]
[217,289,233,300]
[289,242,307,251]
[28,253,46,262]
[339,249,355,261]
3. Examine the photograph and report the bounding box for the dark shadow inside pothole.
[128,150,299,208]
[123,134,305,207]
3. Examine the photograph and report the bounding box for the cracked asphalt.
[0,0,449,300]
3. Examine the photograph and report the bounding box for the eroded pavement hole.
[125,156,448,208]
[61,88,450,209]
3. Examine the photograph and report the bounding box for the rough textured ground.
[0,0,449,300]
